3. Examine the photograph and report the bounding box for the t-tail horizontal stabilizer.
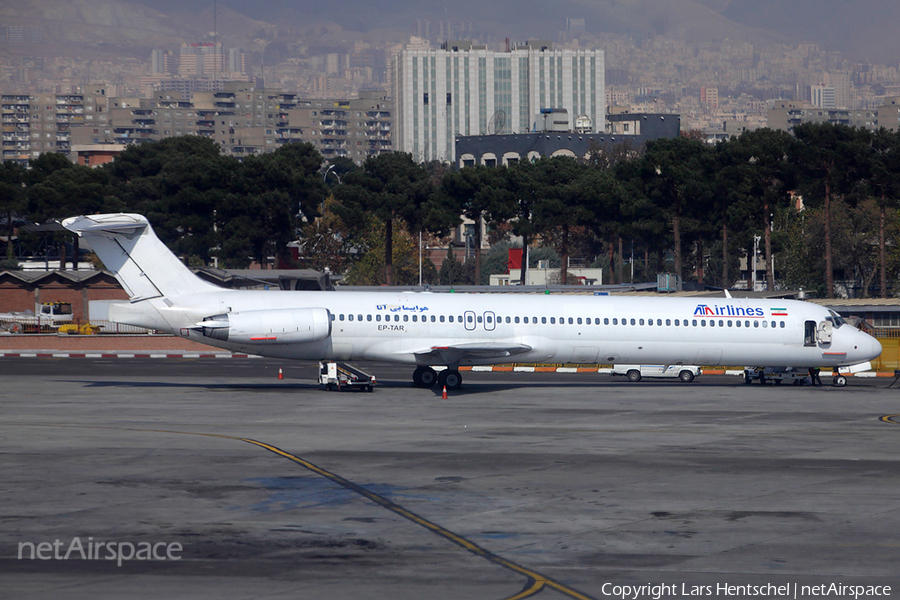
[61,213,217,300]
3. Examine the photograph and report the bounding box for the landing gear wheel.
[834,375,847,387]
[438,369,462,390]
[626,370,641,382]
[679,370,694,383]
[413,366,438,388]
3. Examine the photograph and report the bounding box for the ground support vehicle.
[0,302,74,333]
[319,361,376,392]
[612,364,701,383]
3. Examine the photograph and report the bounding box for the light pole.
[752,235,760,292]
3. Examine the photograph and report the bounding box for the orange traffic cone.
[278,368,283,380]
[441,385,448,399]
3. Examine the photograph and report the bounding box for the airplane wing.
[415,342,532,365]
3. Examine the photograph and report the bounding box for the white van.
[612,364,701,383]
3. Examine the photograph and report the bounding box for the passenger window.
[604,318,610,325]
[339,314,345,321]
[449,316,454,323]
[367,315,372,322]
[630,318,636,325]
[727,320,732,327]
[735,320,740,327]
[358,314,362,321]
[440,315,445,322]
[674,319,679,326]
[394,315,400,322]
[780,321,785,328]
[403,315,409,322]
[477,316,482,323]
[375,314,381,322]
[431,315,436,322]
[331,314,336,321]
[667,319,672,326]
[701,320,706,327]
[753,321,758,327]
[467,315,473,323]
[506,316,511,323]
[412,315,417,322]
[657,319,662,326]
[745,321,750,328]
[762,321,768,328]
[523,317,529,323]
[719,320,724,327]
[612,318,618,325]
[550,317,556,324]
[639,318,645,325]
[692,319,697,326]
[577,317,582,325]
[710,320,714,327]
[514,316,520,323]
[542,317,547,324]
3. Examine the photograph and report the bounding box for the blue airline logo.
[693,304,765,317]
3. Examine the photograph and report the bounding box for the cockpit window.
[825,312,844,329]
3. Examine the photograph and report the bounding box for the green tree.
[792,123,864,298]
[717,129,799,290]
[866,128,900,297]
[344,216,428,285]
[0,161,26,261]
[219,143,327,268]
[639,137,715,280]
[437,165,515,285]
[334,152,434,285]
[438,245,475,286]
[107,136,233,264]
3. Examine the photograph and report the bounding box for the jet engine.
[197,308,331,344]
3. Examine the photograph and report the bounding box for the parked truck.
[0,302,74,333]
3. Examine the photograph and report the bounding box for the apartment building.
[392,39,605,163]
[2,82,391,164]
[767,100,880,131]
[278,90,391,161]
[1,87,109,165]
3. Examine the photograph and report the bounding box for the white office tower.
[392,40,605,163]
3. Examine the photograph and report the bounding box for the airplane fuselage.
[121,289,880,369]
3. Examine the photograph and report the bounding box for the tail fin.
[62,213,218,300]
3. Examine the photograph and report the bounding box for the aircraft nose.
[867,335,883,362]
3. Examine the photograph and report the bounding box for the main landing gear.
[413,366,463,390]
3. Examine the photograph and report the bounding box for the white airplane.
[62,213,882,389]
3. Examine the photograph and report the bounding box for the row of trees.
[335,123,900,298]
[2,123,900,297]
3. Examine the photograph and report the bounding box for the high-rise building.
[150,50,174,76]
[700,86,719,110]
[179,43,225,78]
[228,48,245,75]
[811,85,837,109]
[392,40,605,162]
